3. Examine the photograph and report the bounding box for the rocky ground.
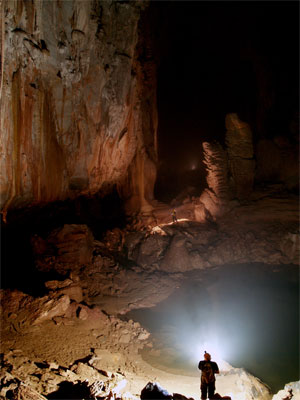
[1,188,299,399]
[0,287,274,400]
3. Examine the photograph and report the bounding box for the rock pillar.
[198,141,229,219]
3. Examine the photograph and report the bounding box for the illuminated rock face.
[1,0,157,214]
[272,381,300,400]
[199,141,230,219]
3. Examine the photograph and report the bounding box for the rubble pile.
[0,350,130,400]
[0,284,154,399]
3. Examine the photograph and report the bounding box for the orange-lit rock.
[199,141,230,219]
[0,1,157,215]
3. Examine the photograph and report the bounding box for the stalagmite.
[198,141,229,219]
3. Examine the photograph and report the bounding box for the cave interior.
[0,1,299,399]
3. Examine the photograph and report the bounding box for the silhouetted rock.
[141,382,172,400]
[173,394,194,400]
[213,394,232,400]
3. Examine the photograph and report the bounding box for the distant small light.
[189,160,198,170]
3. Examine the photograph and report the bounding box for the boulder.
[272,381,300,400]
[136,234,170,268]
[173,394,195,400]
[47,224,94,266]
[0,289,71,326]
[141,382,172,400]
[72,362,104,384]
[160,235,194,272]
[31,295,70,325]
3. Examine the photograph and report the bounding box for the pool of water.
[125,263,299,393]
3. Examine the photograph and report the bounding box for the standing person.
[198,351,219,400]
[171,209,178,223]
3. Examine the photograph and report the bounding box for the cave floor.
[1,190,299,399]
[0,310,273,400]
[0,309,208,399]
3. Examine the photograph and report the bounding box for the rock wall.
[0,0,157,215]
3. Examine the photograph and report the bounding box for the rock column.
[198,141,229,219]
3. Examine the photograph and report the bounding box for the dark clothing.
[200,381,215,400]
[198,360,219,399]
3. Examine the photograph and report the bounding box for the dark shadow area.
[153,1,299,201]
[126,263,299,393]
[47,381,91,399]
[155,167,207,204]
[1,187,126,295]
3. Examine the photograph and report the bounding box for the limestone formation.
[0,0,157,216]
[225,113,255,200]
[199,141,230,219]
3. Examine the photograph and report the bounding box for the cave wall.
[0,0,157,215]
